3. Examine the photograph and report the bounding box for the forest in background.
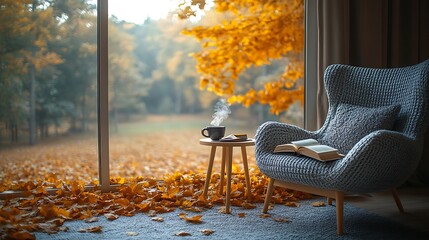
[0,0,303,147]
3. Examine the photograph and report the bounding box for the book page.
[274,143,298,152]
[291,138,319,147]
[300,144,337,154]
[299,145,343,161]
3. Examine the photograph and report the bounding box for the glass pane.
[0,0,99,192]
[108,0,304,181]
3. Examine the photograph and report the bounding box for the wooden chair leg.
[263,178,275,213]
[327,197,333,205]
[335,191,344,236]
[391,188,405,213]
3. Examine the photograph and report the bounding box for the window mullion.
[97,0,110,191]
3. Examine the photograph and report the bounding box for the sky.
[109,0,180,23]
[91,0,181,24]
[97,0,213,24]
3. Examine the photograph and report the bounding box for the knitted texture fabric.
[256,60,429,193]
[320,104,400,153]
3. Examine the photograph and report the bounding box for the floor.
[347,186,429,234]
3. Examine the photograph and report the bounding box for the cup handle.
[201,128,209,138]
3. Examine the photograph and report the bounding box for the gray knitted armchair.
[256,60,429,235]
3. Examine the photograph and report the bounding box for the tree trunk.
[175,84,182,114]
[81,95,87,131]
[14,124,18,142]
[29,60,36,145]
[70,99,78,132]
[112,108,118,133]
[9,122,18,142]
[28,0,37,145]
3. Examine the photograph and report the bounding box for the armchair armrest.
[255,121,322,153]
[334,130,421,192]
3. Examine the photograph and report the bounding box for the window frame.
[98,0,317,190]
[97,0,111,191]
[304,0,318,131]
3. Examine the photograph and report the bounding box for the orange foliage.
[180,0,304,114]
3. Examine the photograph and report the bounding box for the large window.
[0,0,304,194]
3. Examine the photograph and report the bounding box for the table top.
[199,138,255,147]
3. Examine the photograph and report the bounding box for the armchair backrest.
[323,60,429,140]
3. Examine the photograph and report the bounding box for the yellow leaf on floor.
[151,217,164,222]
[175,231,191,236]
[104,213,119,221]
[84,217,99,223]
[114,198,130,207]
[179,213,203,223]
[78,226,102,233]
[242,202,257,209]
[285,201,300,207]
[200,229,215,236]
[273,217,290,223]
[311,201,326,207]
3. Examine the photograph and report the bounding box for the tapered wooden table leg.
[199,138,255,214]
[241,146,251,200]
[225,146,233,214]
[219,146,226,195]
[203,146,216,198]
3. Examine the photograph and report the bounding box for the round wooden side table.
[200,138,255,214]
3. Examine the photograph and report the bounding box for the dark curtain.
[316,0,429,185]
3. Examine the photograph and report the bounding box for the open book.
[274,138,344,161]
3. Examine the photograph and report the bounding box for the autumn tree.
[178,0,304,115]
[29,1,66,143]
[154,19,203,114]
[0,0,64,144]
[108,19,148,131]
[0,0,30,142]
[52,0,98,133]
[130,18,207,114]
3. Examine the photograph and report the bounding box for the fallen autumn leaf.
[311,201,326,207]
[175,231,191,236]
[200,229,215,236]
[126,232,139,236]
[78,226,103,233]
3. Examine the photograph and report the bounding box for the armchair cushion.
[321,104,400,153]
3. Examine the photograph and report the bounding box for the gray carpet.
[35,200,428,240]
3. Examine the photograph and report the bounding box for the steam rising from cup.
[210,99,231,126]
